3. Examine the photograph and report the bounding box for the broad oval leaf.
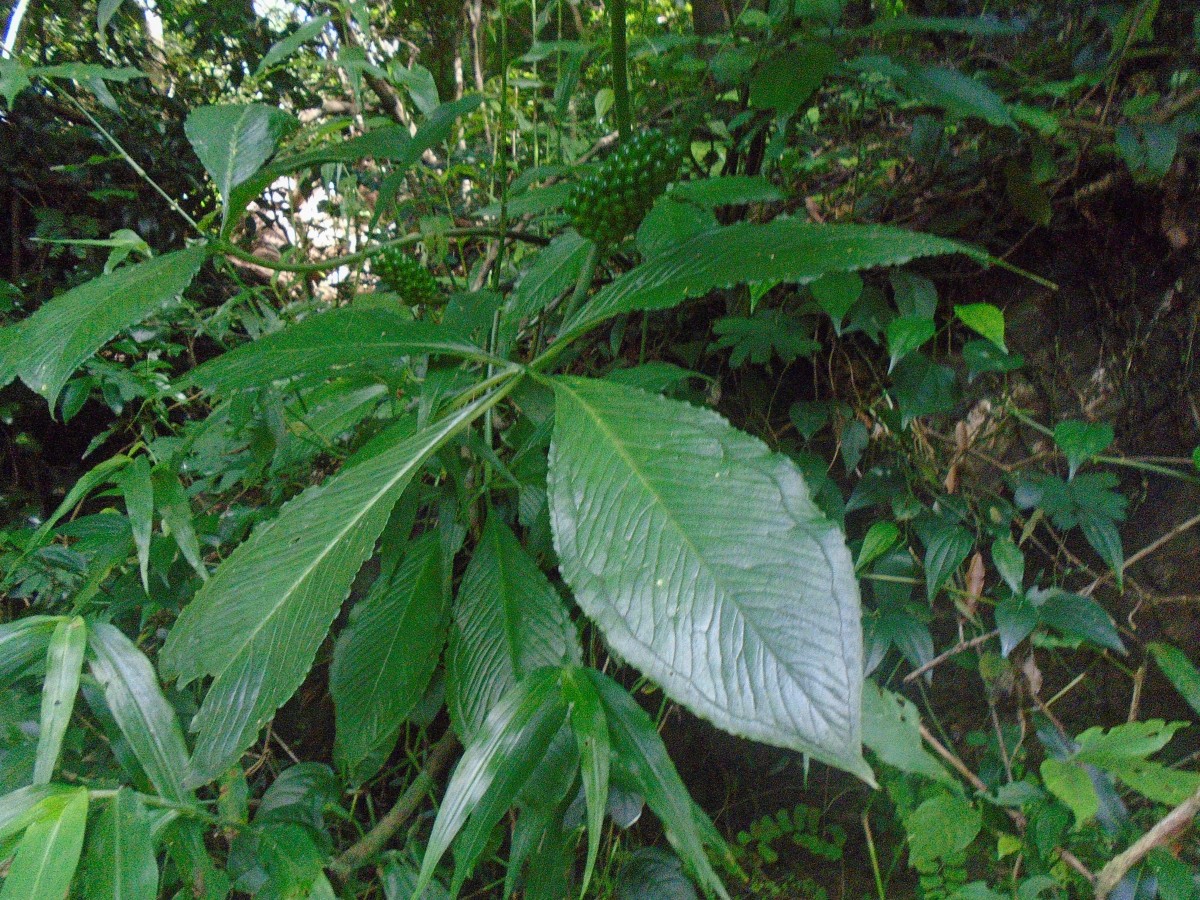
[14,246,206,407]
[562,221,986,338]
[0,787,88,900]
[161,386,506,787]
[34,617,86,785]
[330,536,448,784]
[186,308,486,395]
[447,514,580,743]
[547,377,871,781]
[88,623,192,803]
[184,104,296,214]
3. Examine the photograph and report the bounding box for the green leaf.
[13,247,205,407]
[991,538,1025,594]
[509,231,593,322]
[749,43,838,117]
[668,176,784,208]
[447,515,579,743]
[0,617,60,687]
[994,595,1037,657]
[1109,760,1200,806]
[1039,758,1097,826]
[1078,512,1124,590]
[954,303,1006,352]
[811,272,863,333]
[97,0,125,36]
[548,376,870,781]
[614,848,699,900]
[0,59,32,109]
[1148,643,1200,719]
[562,221,986,339]
[962,340,1023,378]
[903,66,1016,128]
[187,308,484,395]
[710,309,820,367]
[889,352,958,424]
[0,787,88,900]
[890,271,938,319]
[150,466,205,578]
[904,794,981,867]
[184,105,296,217]
[0,786,74,846]
[586,670,731,900]
[856,522,900,572]
[330,536,447,784]
[637,200,718,258]
[161,386,505,787]
[254,15,331,77]
[82,788,158,900]
[560,669,609,897]
[118,457,154,593]
[1148,847,1195,900]
[87,623,192,803]
[921,520,973,602]
[1034,589,1124,654]
[34,617,86,785]
[886,315,936,372]
[861,682,956,787]
[1052,420,1114,480]
[1075,719,1184,765]
[414,668,567,898]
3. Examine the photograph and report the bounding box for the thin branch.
[328,730,460,882]
[903,630,999,684]
[1083,511,1200,596]
[1095,784,1200,899]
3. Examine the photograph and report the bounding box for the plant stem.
[608,0,631,139]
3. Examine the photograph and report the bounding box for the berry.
[373,249,443,305]
[566,130,686,246]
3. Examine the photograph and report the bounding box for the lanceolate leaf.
[187,308,486,395]
[118,456,154,593]
[548,377,870,781]
[161,385,508,787]
[34,617,87,785]
[88,623,192,804]
[330,536,448,784]
[82,788,158,900]
[562,222,986,338]
[509,230,592,321]
[0,616,60,686]
[14,247,206,407]
[560,668,609,898]
[0,787,88,900]
[447,514,580,742]
[184,104,296,215]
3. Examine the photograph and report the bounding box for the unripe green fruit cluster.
[565,130,686,246]
[373,249,443,305]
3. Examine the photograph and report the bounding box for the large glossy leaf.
[0,787,88,900]
[330,536,448,784]
[34,617,86,785]
[548,377,870,781]
[414,668,567,898]
[0,616,59,686]
[447,514,580,742]
[82,788,158,900]
[88,623,191,803]
[187,308,487,395]
[13,247,205,407]
[161,386,505,786]
[561,222,985,338]
[184,104,296,214]
[586,669,730,900]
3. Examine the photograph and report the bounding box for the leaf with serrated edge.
[161,385,507,787]
[184,104,295,212]
[548,377,871,782]
[88,622,192,803]
[447,514,580,742]
[15,247,205,407]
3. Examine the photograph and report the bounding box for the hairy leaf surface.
[548,377,869,780]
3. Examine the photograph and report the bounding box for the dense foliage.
[1,0,1199,898]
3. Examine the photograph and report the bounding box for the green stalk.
[609,0,631,139]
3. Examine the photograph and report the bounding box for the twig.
[1083,511,1200,596]
[903,630,999,684]
[328,731,460,882]
[1094,784,1200,899]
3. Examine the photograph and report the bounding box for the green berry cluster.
[565,130,686,246]
[373,249,443,305]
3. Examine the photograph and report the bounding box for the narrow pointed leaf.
[88,623,191,803]
[414,668,566,898]
[34,617,86,785]
[562,222,988,338]
[447,514,580,742]
[509,231,592,321]
[560,668,609,898]
[0,786,74,846]
[118,457,154,592]
[548,377,869,780]
[585,670,730,900]
[1147,643,1200,719]
[15,247,205,407]
[82,788,158,900]
[330,536,448,784]
[162,387,505,787]
[150,466,205,578]
[187,308,486,395]
[0,787,88,900]
[0,617,60,686]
